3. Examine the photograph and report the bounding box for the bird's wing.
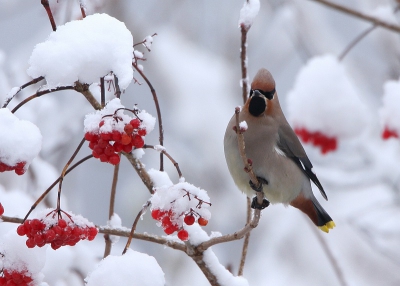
[277,124,328,200]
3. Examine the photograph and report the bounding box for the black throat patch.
[249,95,266,116]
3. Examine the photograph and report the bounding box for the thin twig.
[132,64,164,171]
[308,0,400,34]
[114,75,121,98]
[122,152,154,194]
[238,197,252,276]
[100,77,105,108]
[80,2,86,18]
[11,86,75,113]
[240,24,249,104]
[122,200,151,254]
[57,138,86,210]
[339,25,377,61]
[310,222,348,286]
[143,144,183,178]
[74,81,102,110]
[104,160,120,258]
[41,0,57,31]
[22,155,93,221]
[2,76,44,108]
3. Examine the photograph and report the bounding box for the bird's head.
[247,68,276,117]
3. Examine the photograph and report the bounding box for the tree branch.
[2,76,44,108]
[122,152,154,194]
[308,0,400,34]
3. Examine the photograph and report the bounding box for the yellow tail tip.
[318,221,336,233]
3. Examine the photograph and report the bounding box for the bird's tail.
[312,198,335,233]
[290,193,335,233]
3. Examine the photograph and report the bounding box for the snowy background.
[1,0,400,285]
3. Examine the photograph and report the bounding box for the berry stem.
[2,76,44,108]
[143,144,183,178]
[57,138,86,210]
[122,200,151,255]
[23,155,93,222]
[100,76,105,108]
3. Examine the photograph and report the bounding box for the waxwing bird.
[224,68,335,233]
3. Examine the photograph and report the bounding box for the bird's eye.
[258,89,275,100]
[249,89,254,97]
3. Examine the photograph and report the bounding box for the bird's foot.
[249,177,268,192]
[251,197,270,210]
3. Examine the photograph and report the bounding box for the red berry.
[122,144,133,153]
[98,138,108,148]
[26,238,35,248]
[124,124,134,134]
[132,135,144,148]
[92,150,100,158]
[164,225,178,235]
[109,154,120,165]
[184,215,195,226]
[0,202,4,216]
[198,217,208,226]
[121,133,131,145]
[151,209,161,220]
[58,219,67,228]
[130,118,141,129]
[45,229,56,242]
[177,229,189,241]
[137,129,147,136]
[100,132,112,141]
[113,142,123,152]
[84,132,96,141]
[382,128,399,139]
[112,130,122,141]
[104,145,115,156]
[99,154,109,162]
[17,224,26,236]
[99,120,104,127]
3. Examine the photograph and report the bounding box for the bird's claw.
[249,177,268,192]
[251,197,270,210]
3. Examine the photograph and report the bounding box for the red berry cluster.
[85,118,146,165]
[17,211,98,250]
[382,127,398,140]
[0,269,32,286]
[0,161,26,175]
[151,209,209,241]
[295,128,337,154]
[0,203,4,216]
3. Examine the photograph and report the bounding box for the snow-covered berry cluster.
[17,209,98,250]
[84,99,155,164]
[295,128,337,154]
[0,269,33,286]
[150,179,211,242]
[0,108,42,176]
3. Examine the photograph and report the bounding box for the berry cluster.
[382,127,398,140]
[295,128,337,154]
[17,210,98,250]
[0,161,26,175]
[151,209,209,241]
[85,117,146,165]
[0,203,3,216]
[0,269,32,286]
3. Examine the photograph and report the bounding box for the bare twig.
[79,1,86,18]
[240,24,249,104]
[338,25,377,61]
[122,152,154,194]
[74,81,102,110]
[57,138,86,210]
[309,0,400,34]
[132,64,164,171]
[11,86,74,113]
[100,77,105,108]
[122,200,151,254]
[114,75,121,98]
[143,144,183,178]
[104,161,120,258]
[310,222,348,286]
[41,0,57,31]
[238,197,252,276]
[22,155,93,221]
[2,76,44,108]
